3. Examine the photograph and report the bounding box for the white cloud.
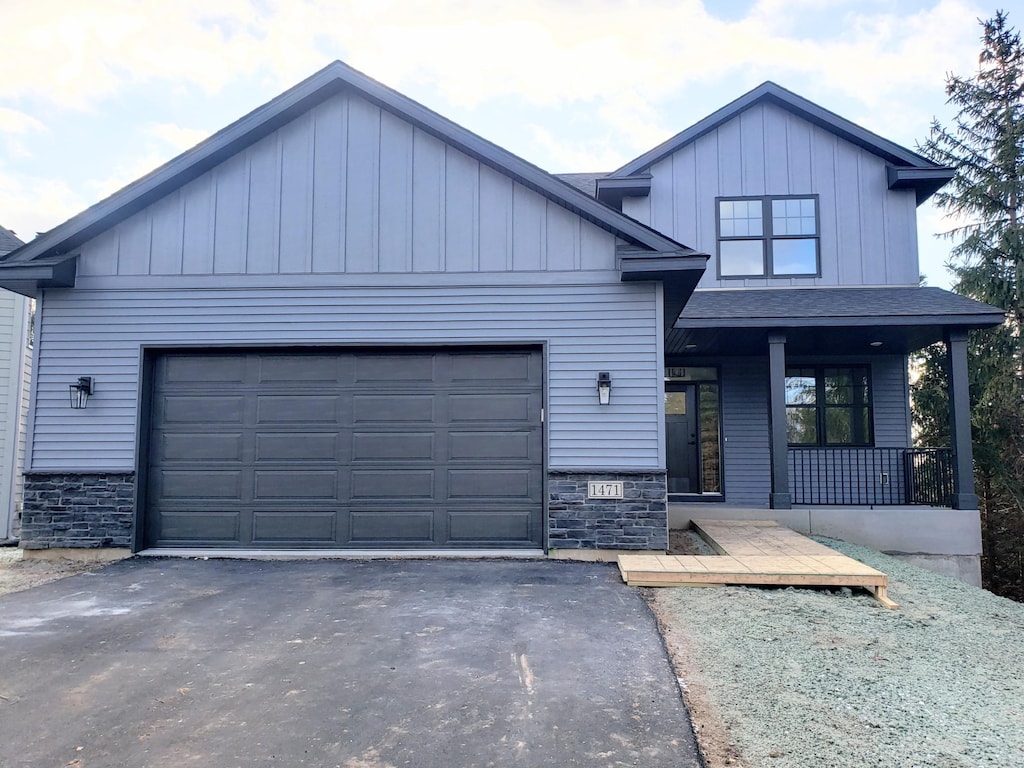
[0,170,83,242]
[147,123,211,153]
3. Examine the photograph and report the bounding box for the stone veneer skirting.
[548,470,668,550]
[21,472,135,549]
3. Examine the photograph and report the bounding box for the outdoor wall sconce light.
[597,371,612,405]
[69,376,94,410]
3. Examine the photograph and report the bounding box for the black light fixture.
[69,376,94,409]
[597,372,612,405]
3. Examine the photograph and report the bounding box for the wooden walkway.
[618,519,897,609]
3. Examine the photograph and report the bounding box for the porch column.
[768,332,791,509]
[945,328,978,510]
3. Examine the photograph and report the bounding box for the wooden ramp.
[619,519,897,609]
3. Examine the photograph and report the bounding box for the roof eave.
[595,175,651,207]
[886,166,956,205]
[0,256,77,296]
[675,312,1005,330]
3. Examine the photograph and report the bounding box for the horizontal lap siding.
[871,355,911,448]
[721,358,771,507]
[32,282,661,470]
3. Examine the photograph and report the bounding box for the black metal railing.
[788,447,953,506]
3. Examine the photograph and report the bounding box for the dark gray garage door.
[144,348,543,549]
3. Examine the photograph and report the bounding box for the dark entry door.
[666,384,699,494]
[144,348,544,549]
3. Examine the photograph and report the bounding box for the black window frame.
[785,364,874,447]
[716,194,821,279]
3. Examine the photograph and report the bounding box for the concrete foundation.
[670,503,982,586]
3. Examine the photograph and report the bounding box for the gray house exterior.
[0,66,1002,580]
[0,62,703,555]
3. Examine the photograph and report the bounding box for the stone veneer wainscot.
[21,472,135,549]
[547,470,668,550]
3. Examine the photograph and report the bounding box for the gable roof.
[0,225,22,256]
[606,81,953,205]
[2,61,702,270]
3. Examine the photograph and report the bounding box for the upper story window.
[717,195,819,278]
[785,365,872,446]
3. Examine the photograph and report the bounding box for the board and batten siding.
[30,281,662,471]
[77,91,615,278]
[622,101,920,289]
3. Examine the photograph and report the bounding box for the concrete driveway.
[0,558,701,767]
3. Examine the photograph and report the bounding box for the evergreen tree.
[914,10,1024,598]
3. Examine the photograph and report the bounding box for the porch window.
[785,366,872,446]
[717,196,819,278]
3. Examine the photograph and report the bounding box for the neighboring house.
[0,63,1002,583]
[0,225,32,543]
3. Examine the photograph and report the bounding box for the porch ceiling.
[668,287,1005,356]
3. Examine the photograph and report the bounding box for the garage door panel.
[449,352,534,383]
[256,433,340,461]
[449,431,532,461]
[258,355,341,383]
[158,433,244,462]
[448,469,533,499]
[448,509,532,542]
[353,432,435,461]
[355,355,435,382]
[145,348,543,549]
[254,471,338,499]
[252,511,336,542]
[352,470,434,499]
[353,395,434,423]
[349,510,434,542]
[257,396,340,423]
[163,355,247,384]
[450,394,531,423]
[160,470,243,499]
[160,511,241,541]
[162,396,246,424]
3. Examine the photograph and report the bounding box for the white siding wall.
[77,92,614,279]
[0,290,30,536]
[32,279,662,471]
[633,102,920,289]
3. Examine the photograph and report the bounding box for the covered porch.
[664,286,1004,512]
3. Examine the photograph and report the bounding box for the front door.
[666,384,699,494]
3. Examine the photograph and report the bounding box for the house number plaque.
[588,481,624,499]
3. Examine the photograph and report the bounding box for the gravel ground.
[650,538,1024,768]
[0,548,103,596]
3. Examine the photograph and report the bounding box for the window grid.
[785,365,873,447]
[716,195,820,278]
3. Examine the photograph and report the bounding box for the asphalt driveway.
[0,558,701,767]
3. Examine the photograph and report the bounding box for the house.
[0,225,32,544]
[0,63,1002,583]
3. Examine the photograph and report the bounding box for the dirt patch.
[669,528,718,556]
[0,548,104,597]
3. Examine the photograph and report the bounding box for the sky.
[0,0,1007,288]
